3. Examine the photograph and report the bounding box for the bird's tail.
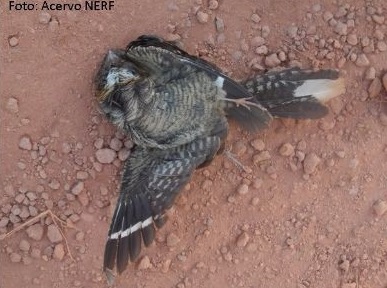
[243,67,346,119]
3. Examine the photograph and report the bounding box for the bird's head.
[95,49,151,129]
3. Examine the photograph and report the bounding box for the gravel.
[95,148,116,164]
[26,224,44,241]
[8,36,19,47]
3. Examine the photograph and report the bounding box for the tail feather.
[243,67,345,119]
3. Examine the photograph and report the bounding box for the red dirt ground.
[1,0,387,287]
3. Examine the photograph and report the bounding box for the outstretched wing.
[103,136,221,275]
[243,67,345,119]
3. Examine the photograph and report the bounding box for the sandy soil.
[1,0,387,287]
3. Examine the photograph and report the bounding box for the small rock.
[251,197,260,206]
[250,13,261,23]
[278,143,294,157]
[53,243,65,261]
[137,255,151,270]
[48,179,60,190]
[372,15,385,24]
[364,67,376,80]
[265,53,281,68]
[166,233,180,247]
[237,184,249,195]
[339,259,350,272]
[368,78,382,98]
[287,26,298,38]
[196,11,209,24]
[255,45,268,55]
[346,34,358,45]
[303,153,321,174]
[162,259,172,273]
[252,178,262,189]
[253,151,271,163]
[47,224,63,243]
[94,138,104,149]
[377,41,387,52]
[208,0,218,9]
[76,171,88,180]
[251,139,265,151]
[118,148,130,161]
[75,231,85,242]
[8,36,19,47]
[323,11,333,22]
[71,181,84,196]
[355,54,370,67]
[334,22,347,35]
[109,138,123,151]
[26,224,44,241]
[233,141,246,156]
[10,253,22,263]
[236,232,250,247]
[38,12,51,24]
[95,148,116,164]
[30,248,41,259]
[6,97,19,113]
[373,200,387,216]
[251,36,265,47]
[215,17,225,32]
[312,4,321,12]
[19,136,32,150]
[19,239,30,252]
[0,217,9,228]
[77,192,89,207]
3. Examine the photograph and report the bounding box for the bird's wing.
[126,35,272,131]
[103,136,221,275]
[243,67,345,119]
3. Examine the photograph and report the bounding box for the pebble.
[62,142,71,154]
[8,36,19,47]
[252,178,262,189]
[95,148,116,164]
[383,73,387,92]
[237,184,249,195]
[19,239,31,252]
[76,171,88,180]
[30,248,41,259]
[355,54,370,67]
[53,243,65,261]
[233,141,246,156]
[255,45,268,55]
[250,13,261,23]
[71,181,84,195]
[253,151,271,163]
[162,259,172,273]
[75,231,85,241]
[334,22,347,35]
[368,78,382,98]
[377,41,387,52]
[365,67,376,80]
[208,0,218,9]
[0,217,9,228]
[265,53,281,68]
[39,12,51,24]
[94,138,104,149]
[251,197,260,206]
[19,136,32,150]
[312,4,321,12]
[287,26,298,39]
[236,232,250,247]
[251,139,265,151]
[118,148,130,161]
[48,179,60,190]
[109,138,123,151]
[346,34,358,45]
[372,15,385,24]
[323,11,333,22]
[166,233,180,247]
[303,153,321,174]
[278,143,294,157]
[372,200,387,216]
[47,224,63,243]
[251,36,265,47]
[137,255,151,270]
[10,253,22,263]
[196,11,209,24]
[339,259,350,272]
[6,97,19,113]
[215,17,225,32]
[26,224,44,241]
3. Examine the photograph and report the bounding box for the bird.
[95,35,345,278]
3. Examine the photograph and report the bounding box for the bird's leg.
[224,150,252,174]
[220,96,264,110]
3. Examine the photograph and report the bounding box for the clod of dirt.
[9,253,22,263]
[47,224,63,243]
[62,142,71,154]
[166,233,180,247]
[265,53,281,68]
[236,232,250,247]
[252,178,262,189]
[94,138,104,149]
[251,36,266,47]
[303,153,321,174]
[95,148,116,164]
[368,78,382,98]
[372,200,387,216]
[71,181,84,196]
[30,248,41,259]
[6,97,19,113]
[377,41,387,52]
[355,54,370,67]
[76,171,88,180]
[19,136,32,150]
[26,224,44,241]
[250,139,265,151]
[196,11,209,24]
[253,151,271,163]
[53,243,65,261]
[233,141,247,156]
[19,239,31,252]
[161,259,172,273]
[279,143,295,157]
[48,179,60,190]
[251,197,260,206]
[137,255,152,270]
[364,67,376,80]
[38,12,51,24]
[334,21,348,35]
[8,36,19,47]
[346,34,358,45]
[237,184,249,195]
